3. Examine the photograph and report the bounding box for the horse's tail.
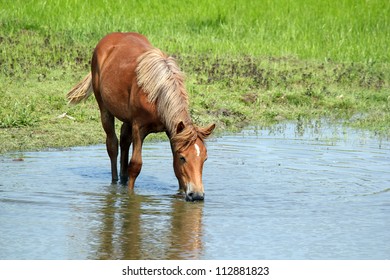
[66,72,93,104]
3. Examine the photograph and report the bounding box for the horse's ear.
[176,121,185,134]
[198,123,216,139]
[205,123,216,137]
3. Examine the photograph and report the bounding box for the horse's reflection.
[94,184,204,259]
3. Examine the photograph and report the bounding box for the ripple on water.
[1,121,389,259]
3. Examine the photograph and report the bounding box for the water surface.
[1,121,389,259]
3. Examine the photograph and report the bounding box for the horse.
[67,32,215,201]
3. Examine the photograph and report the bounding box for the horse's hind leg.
[101,109,118,182]
[119,122,132,184]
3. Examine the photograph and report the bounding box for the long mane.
[136,48,189,133]
[136,48,212,151]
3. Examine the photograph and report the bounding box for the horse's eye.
[179,155,186,163]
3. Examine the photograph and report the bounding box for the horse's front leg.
[119,122,132,184]
[128,124,147,189]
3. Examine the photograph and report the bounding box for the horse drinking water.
[67,32,215,201]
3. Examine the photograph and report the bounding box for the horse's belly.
[100,83,164,132]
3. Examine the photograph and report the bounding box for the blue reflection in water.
[0,121,389,259]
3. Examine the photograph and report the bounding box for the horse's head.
[172,122,215,201]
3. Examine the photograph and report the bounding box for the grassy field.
[1,0,389,153]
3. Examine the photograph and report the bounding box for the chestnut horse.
[67,32,215,201]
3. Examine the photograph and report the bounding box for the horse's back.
[91,32,152,97]
[91,32,155,123]
[92,32,151,73]
[95,32,151,54]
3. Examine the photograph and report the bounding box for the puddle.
[1,121,389,259]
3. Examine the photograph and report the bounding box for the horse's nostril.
[186,192,194,201]
[186,192,204,202]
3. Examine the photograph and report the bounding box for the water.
[1,121,389,259]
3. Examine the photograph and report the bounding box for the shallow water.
[1,121,389,259]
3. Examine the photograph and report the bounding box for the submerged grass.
[0,0,389,152]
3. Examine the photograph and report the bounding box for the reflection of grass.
[0,0,389,152]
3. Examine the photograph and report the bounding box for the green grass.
[0,0,389,153]
[1,0,389,62]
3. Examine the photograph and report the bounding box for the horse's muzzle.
[186,191,205,202]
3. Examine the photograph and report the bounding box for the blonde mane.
[136,48,214,151]
[136,48,190,134]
